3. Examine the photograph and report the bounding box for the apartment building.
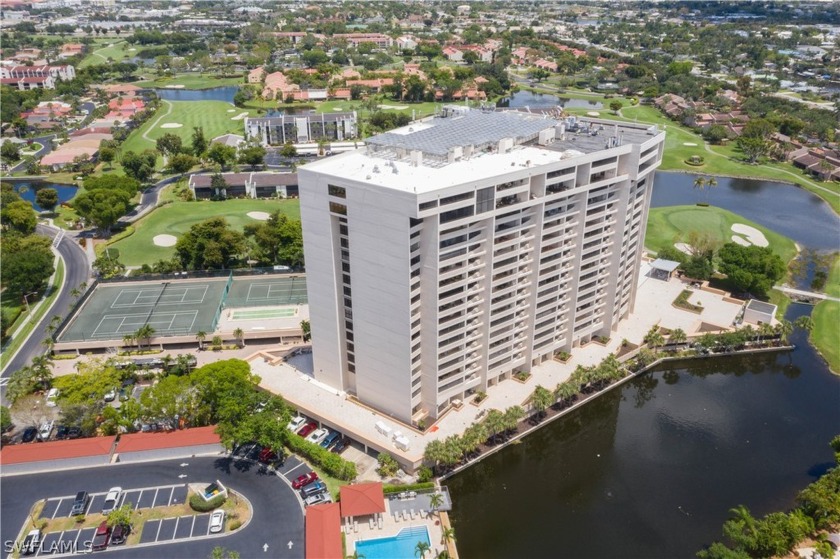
[244,112,358,145]
[299,107,665,426]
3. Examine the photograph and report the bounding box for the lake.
[7,180,77,211]
[154,86,239,104]
[445,304,840,559]
[652,171,840,251]
[497,90,604,110]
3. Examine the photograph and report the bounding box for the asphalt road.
[0,456,305,559]
[0,225,90,383]
[122,175,179,224]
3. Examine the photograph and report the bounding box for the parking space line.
[166,487,175,506]
[189,515,197,538]
[172,516,180,540]
[135,490,143,510]
[155,518,163,541]
[51,498,64,519]
[151,488,159,508]
[73,529,81,551]
[284,462,306,478]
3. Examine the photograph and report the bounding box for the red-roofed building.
[305,503,342,559]
[339,482,385,522]
[115,426,222,463]
[0,436,116,475]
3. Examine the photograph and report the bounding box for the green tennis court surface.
[225,276,307,308]
[231,307,298,320]
[59,279,228,342]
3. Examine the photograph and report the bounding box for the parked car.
[91,521,111,551]
[305,428,329,445]
[55,425,69,440]
[286,416,306,432]
[258,447,282,465]
[209,509,226,533]
[321,431,341,449]
[21,427,38,443]
[38,420,54,441]
[110,523,130,545]
[67,426,82,439]
[304,492,333,507]
[45,388,60,407]
[69,491,89,516]
[297,422,317,438]
[21,529,40,555]
[331,437,349,454]
[104,388,117,402]
[292,471,318,489]
[101,487,122,514]
[300,481,327,498]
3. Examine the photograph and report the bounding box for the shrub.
[382,482,435,494]
[417,466,434,483]
[229,519,242,531]
[286,434,357,481]
[189,493,226,512]
[673,290,703,313]
[377,452,400,477]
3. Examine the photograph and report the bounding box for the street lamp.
[23,291,38,316]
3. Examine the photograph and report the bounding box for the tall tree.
[191,126,208,158]
[174,217,246,270]
[35,188,59,212]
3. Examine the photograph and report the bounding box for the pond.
[154,86,239,104]
[445,304,840,559]
[652,171,840,251]
[6,180,78,211]
[497,90,603,110]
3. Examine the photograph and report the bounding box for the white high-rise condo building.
[300,107,665,426]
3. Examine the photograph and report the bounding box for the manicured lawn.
[108,199,300,266]
[79,40,131,68]
[645,205,798,264]
[245,97,441,119]
[133,73,244,90]
[120,100,258,164]
[809,254,840,373]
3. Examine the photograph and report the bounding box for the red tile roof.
[305,502,342,559]
[0,436,116,465]
[339,483,385,518]
[117,426,220,453]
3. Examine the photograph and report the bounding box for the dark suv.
[70,491,89,516]
[110,523,130,545]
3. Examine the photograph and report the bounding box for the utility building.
[299,107,665,426]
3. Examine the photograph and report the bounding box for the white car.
[38,420,54,441]
[101,487,122,514]
[209,509,226,533]
[304,493,333,507]
[104,388,117,402]
[21,529,41,555]
[45,388,59,407]
[286,416,305,432]
[305,428,329,445]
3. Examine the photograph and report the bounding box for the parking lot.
[40,484,188,519]
[139,513,213,544]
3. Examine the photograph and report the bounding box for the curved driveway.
[0,455,304,559]
[0,225,90,383]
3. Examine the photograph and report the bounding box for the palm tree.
[440,526,456,546]
[415,541,431,559]
[775,319,793,344]
[135,325,156,350]
[644,326,665,353]
[196,330,207,350]
[727,504,758,540]
[345,551,365,559]
[424,440,446,475]
[758,322,774,345]
[428,492,444,518]
[669,328,687,347]
[530,385,553,418]
[794,315,814,334]
[484,409,506,444]
[123,333,135,350]
[30,354,53,389]
[503,406,524,434]
[233,327,245,348]
[70,287,81,300]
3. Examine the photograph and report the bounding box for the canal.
[447,172,840,557]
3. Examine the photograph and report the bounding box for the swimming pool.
[354,526,431,559]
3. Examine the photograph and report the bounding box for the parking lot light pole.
[23,291,38,317]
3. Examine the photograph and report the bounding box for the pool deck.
[252,266,748,470]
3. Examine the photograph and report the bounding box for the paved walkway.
[774,285,840,302]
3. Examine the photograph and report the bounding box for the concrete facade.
[299,108,665,425]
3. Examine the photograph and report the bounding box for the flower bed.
[673,290,703,313]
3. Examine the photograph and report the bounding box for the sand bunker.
[227,109,236,113]
[153,234,178,247]
[160,123,183,129]
[731,223,769,247]
[163,85,185,89]
[683,142,698,146]
[674,242,693,255]
[587,111,600,117]
[731,235,750,247]
[231,112,249,121]
[379,104,409,110]
[247,211,270,221]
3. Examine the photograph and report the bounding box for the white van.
[46,388,59,407]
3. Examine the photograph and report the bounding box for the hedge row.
[189,493,226,512]
[383,482,435,494]
[286,434,357,481]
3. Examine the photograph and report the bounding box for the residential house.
[248,67,265,84]
[188,172,299,199]
[534,58,558,72]
[59,43,84,58]
[334,33,392,49]
[442,46,463,62]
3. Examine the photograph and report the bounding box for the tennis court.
[225,276,308,308]
[58,279,229,342]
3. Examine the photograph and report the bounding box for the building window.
[328,184,346,198]
[329,202,347,215]
[440,206,474,224]
[476,187,494,213]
